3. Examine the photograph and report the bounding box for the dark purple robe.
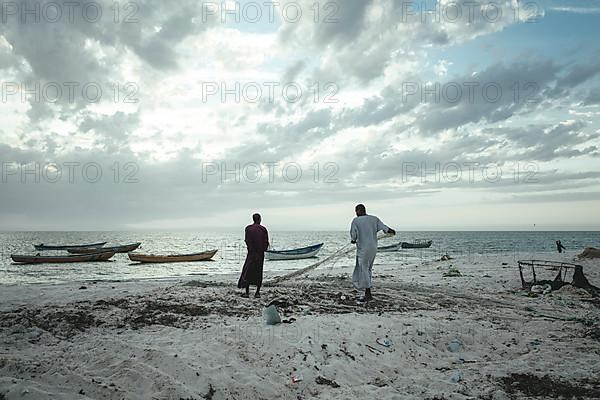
[237,223,269,288]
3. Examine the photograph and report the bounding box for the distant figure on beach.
[238,213,269,298]
[556,240,566,253]
[350,204,395,302]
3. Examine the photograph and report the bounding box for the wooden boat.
[401,240,433,249]
[128,249,218,264]
[68,242,141,254]
[377,243,401,252]
[34,242,107,251]
[265,243,324,261]
[11,251,116,264]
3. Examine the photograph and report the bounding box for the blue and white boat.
[265,243,324,261]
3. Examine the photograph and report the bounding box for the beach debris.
[531,284,551,294]
[578,247,600,259]
[79,286,87,290]
[447,339,463,352]
[366,344,384,355]
[291,374,303,383]
[376,337,393,348]
[439,254,453,261]
[262,305,282,325]
[449,371,463,384]
[443,267,462,277]
[203,384,215,400]
[498,373,600,399]
[454,358,477,364]
[315,376,340,388]
[518,260,599,296]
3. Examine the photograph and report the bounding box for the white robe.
[350,214,389,289]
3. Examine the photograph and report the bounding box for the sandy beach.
[1,251,599,400]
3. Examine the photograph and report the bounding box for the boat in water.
[11,251,116,264]
[401,240,433,249]
[265,243,324,261]
[128,249,218,264]
[34,242,107,251]
[68,242,141,254]
[377,243,401,252]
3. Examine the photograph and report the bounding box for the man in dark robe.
[556,240,566,253]
[238,213,269,298]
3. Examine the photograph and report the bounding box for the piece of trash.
[531,285,544,294]
[542,284,552,295]
[340,295,347,300]
[449,371,463,384]
[315,376,340,388]
[366,344,384,355]
[263,305,282,325]
[291,374,303,383]
[455,358,477,364]
[376,338,393,348]
[447,339,463,352]
[443,267,461,277]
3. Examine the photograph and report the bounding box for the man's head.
[355,204,366,216]
[252,213,262,224]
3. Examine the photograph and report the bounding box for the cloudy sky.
[0,0,599,231]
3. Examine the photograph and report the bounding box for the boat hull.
[34,242,107,251]
[128,250,217,264]
[401,240,433,249]
[68,243,141,254]
[11,251,116,264]
[265,243,324,261]
[377,243,401,252]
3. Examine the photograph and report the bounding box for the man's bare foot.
[254,293,261,298]
[241,293,249,298]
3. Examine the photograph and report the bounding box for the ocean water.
[0,231,598,285]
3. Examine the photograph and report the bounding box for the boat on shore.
[11,251,116,264]
[377,243,401,252]
[265,243,324,261]
[128,249,218,264]
[34,242,107,251]
[401,239,433,249]
[68,242,141,254]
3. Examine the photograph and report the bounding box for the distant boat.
[68,242,141,254]
[128,249,218,264]
[34,242,107,251]
[378,243,401,252]
[401,240,433,249]
[265,243,324,261]
[11,251,116,264]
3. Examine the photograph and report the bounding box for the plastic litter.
[449,371,463,383]
[376,338,393,348]
[447,339,463,352]
[263,305,282,325]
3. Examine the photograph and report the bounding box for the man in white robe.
[350,204,395,301]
